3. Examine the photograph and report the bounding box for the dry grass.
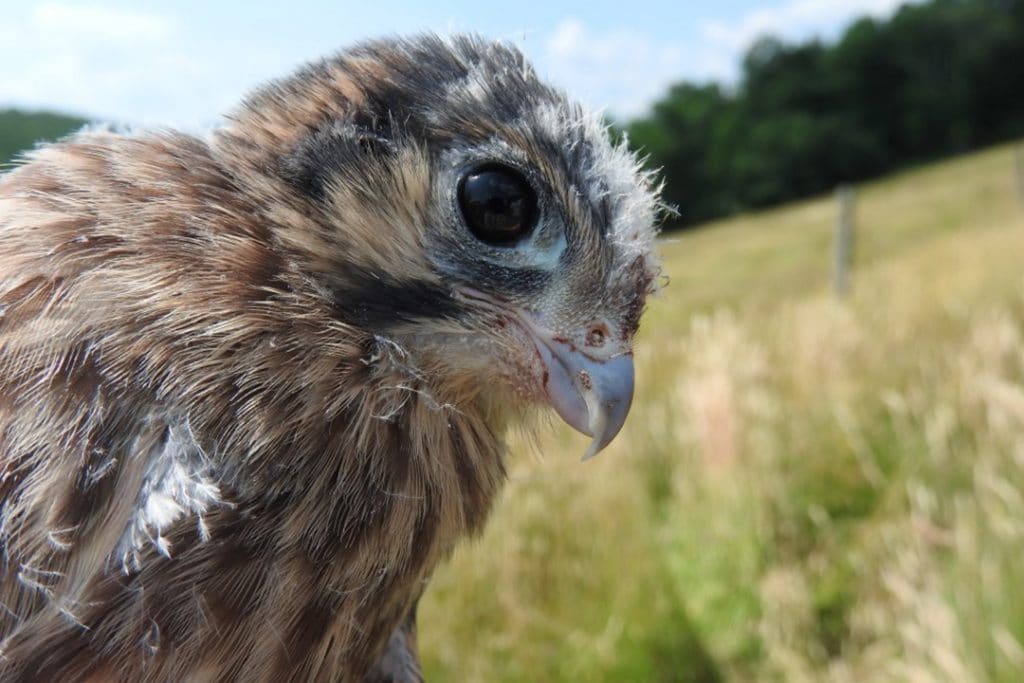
[419,143,1024,682]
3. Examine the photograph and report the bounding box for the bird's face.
[424,130,657,458]
[221,36,660,457]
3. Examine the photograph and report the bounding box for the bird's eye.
[458,164,538,246]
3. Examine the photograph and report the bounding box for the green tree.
[0,109,88,169]
[629,0,1024,228]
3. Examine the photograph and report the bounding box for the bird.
[0,34,660,682]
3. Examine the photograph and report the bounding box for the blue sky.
[0,0,914,128]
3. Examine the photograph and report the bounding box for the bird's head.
[215,35,661,459]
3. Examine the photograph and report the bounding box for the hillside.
[419,143,1024,681]
[0,108,88,168]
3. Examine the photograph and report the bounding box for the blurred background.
[3,0,1024,680]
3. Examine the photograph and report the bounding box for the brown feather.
[0,34,659,682]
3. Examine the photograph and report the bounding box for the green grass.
[419,143,1024,681]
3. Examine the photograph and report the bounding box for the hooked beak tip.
[578,354,635,460]
[531,334,635,460]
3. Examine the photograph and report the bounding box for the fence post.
[1016,143,1024,208]
[834,184,855,299]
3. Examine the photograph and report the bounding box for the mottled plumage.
[0,35,659,681]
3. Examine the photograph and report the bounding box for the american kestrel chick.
[0,35,659,681]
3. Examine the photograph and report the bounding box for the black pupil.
[458,165,537,246]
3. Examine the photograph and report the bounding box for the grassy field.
[419,143,1024,682]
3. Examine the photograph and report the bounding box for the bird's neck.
[185,338,510,675]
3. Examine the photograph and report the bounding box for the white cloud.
[538,19,729,121]
[701,0,912,52]
[539,2,919,120]
[31,2,176,43]
[0,2,285,128]
[547,19,586,58]
[0,3,188,122]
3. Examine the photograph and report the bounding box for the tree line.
[625,0,1024,227]
[0,109,88,169]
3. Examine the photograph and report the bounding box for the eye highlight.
[458,164,538,246]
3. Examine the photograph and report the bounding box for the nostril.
[585,324,609,348]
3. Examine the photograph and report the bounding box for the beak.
[450,286,635,459]
[522,319,635,460]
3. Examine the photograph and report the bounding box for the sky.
[0,0,916,129]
